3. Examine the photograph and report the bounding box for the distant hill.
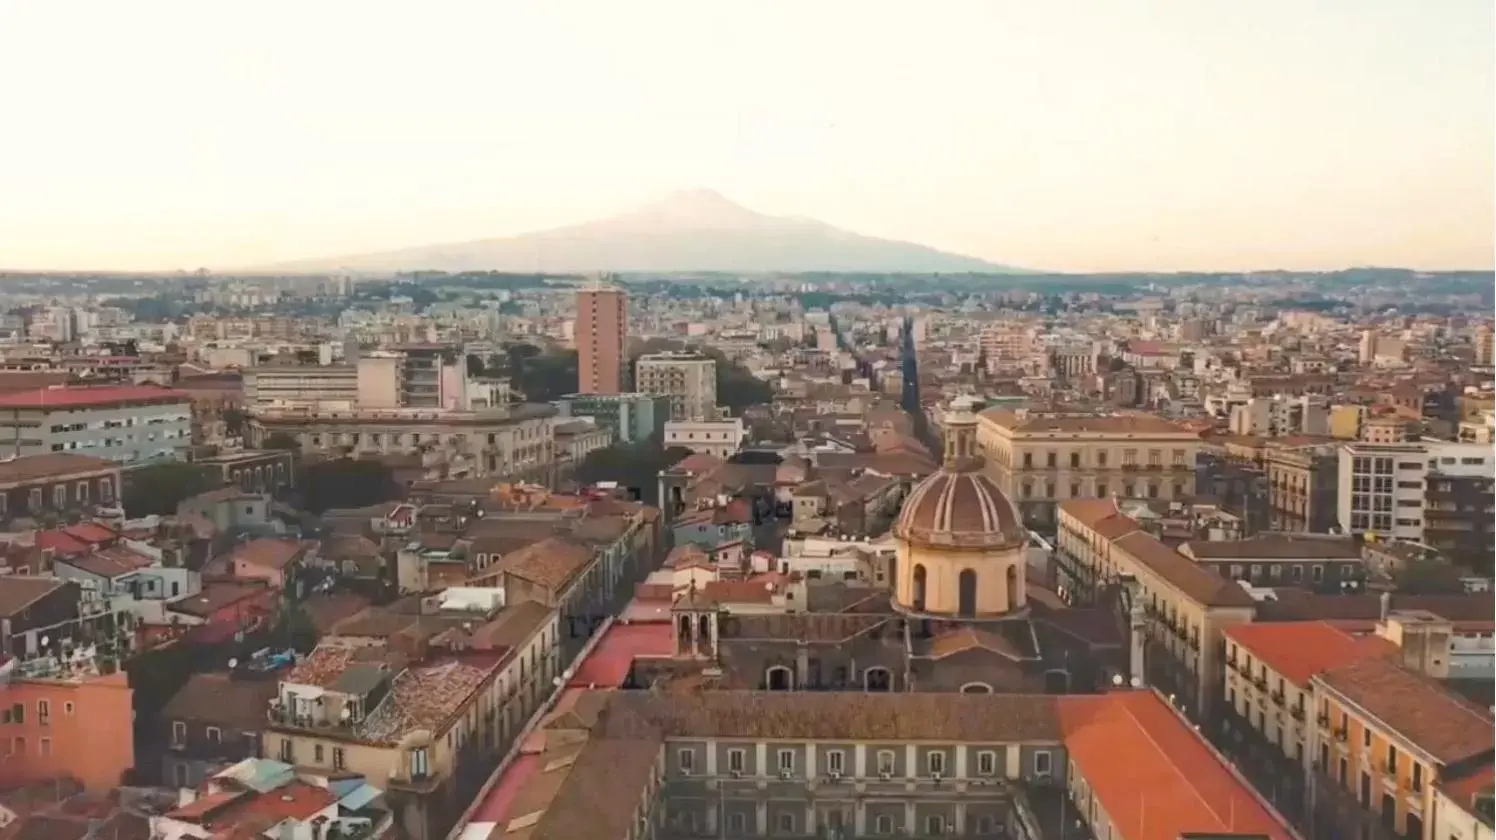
[249,189,1028,275]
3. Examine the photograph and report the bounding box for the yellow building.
[1056,498,1256,720]
[977,409,1201,528]
[1309,652,1493,840]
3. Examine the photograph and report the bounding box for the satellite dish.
[1129,677,1142,688]
[228,658,238,669]
[1111,674,1124,687]
[340,707,351,720]
[39,636,49,647]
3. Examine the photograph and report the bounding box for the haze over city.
[2,0,1492,273]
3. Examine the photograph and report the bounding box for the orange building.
[0,664,135,791]
[575,285,627,395]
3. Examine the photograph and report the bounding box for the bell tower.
[942,395,980,468]
[671,586,720,659]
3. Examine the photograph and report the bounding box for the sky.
[1,0,1492,274]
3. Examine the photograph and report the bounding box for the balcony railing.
[1253,676,1269,691]
[1270,690,1285,707]
[1290,706,1306,722]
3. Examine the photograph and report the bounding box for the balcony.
[1334,728,1348,743]
[1270,690,1285,707]
[1290,706,1306,722]
[1316,713,1330,728]
[1253,676,1269,692]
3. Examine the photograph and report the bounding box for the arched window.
[766,666,793,691]
[958,569,978,618]
[697,614,712,650]
[1005,565,1020,612]
[960,682,993,694]
[676,615,693,649]
[912,564,927,611]
[864,667,892,692]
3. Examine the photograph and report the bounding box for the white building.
[0,385,194,466]
[1433,785,1494,840]
[664,418,745,458]
[1336,441,1494,542]
[636,351,717,422]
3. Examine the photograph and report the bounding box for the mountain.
[250,189,1026,274]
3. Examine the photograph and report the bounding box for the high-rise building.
[576,283,627,394]
[1475,323,1493,366]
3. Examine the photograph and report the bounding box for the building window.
[1034,750,1053,776]
[877,750,896,776]
[279,739,293,763]
[777,813,796,833]
[727,813,746,834]
[678,748,695,775]
[333,748,346,770]
[205,726,221,744]
[99,478,113,502]
[727,748,745,773]
[777,749,795,774]
[52,485,66,508]
[171,721,186,747]
[876,815,894,835]
[927,815,945,835]
[977,750,998,776]
[315,744,325,763]
[63,702,74,716]
[76,481,88,502]
[39,738,51,756]
[927,751,946,776]
[27,488,41,511]
[36,700,49,725]
[826,749,845,775]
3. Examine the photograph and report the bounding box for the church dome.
[890,394,1030,619]
[894,470,1025,551]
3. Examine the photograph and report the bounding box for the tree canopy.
[297,458,401,514]
[572,435,690,505]
[123,461,221,516]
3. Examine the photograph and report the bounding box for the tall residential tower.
[576,281,627,394]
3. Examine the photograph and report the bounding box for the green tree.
[573,436,690,505]
[298,458,400,514]
[1393,559,1468,595]
[261,433,300,451]
[222,408,247,437]
[123,461,221,516]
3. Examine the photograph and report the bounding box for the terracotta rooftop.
[161,671,280,731]
[0,453,117,486]
[981,409,1197,436]
[0,575,66,618]
[229,538,306,571]
[1224,621,1396,686]
[490,536,593,591]
[0,385,191,409]
[1114,530,1256,608]
[356,652,503,745]
[1315,655,1495,765]
[1184,535,1362,561]
[167,582,270,619]
[1057,692,1293,840]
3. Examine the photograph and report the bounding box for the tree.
[123,461,220,516]
[573,436,690,505]
[298,458,400,514]
[1393,559,1468,595]
[222,408,247,438]
[261,433,300,451]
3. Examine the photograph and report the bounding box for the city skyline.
[2,0,1491,273]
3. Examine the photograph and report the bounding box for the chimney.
[1379,591,1392,623]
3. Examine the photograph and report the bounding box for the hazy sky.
[2,0,1491,273]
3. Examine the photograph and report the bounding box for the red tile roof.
[567,622,673,689]
[1316,656,1495,766]
[1058,691,1294,840]
[1224,621,1397,685]
[0,385,191,409]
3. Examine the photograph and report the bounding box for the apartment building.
[244,363,358,408]
[1180,534,1365,591]
[264,599,558,840]
[247,403,557,480]
[0,453,121,525]
[978,410,1202,528]
[0,385,193,466]
[664,417,746,458]
[1264,440,1340,533]
[1336,441,1494,562]
[576,285,628,394]
[556,392,670,443]
[1309,654,1492,840]
[0,647,135,792]
[635,351,717,422]
[1055,499,1256,720]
